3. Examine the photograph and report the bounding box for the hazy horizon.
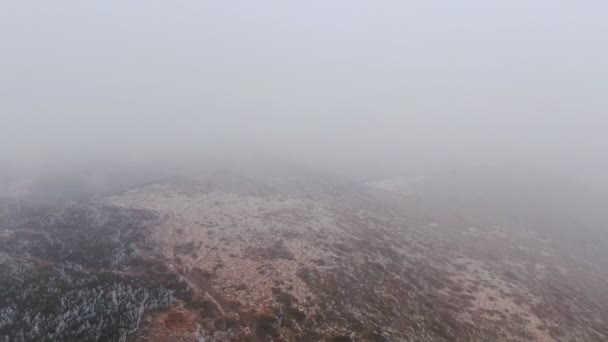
[2,1,607,185]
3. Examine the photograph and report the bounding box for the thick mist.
[3,4,608,340]
[1,1,607,185]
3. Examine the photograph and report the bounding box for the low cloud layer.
[1,1,607,183]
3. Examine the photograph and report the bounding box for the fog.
[3,4,608,340]
[1,1,607,185]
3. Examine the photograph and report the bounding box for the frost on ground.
[1,171,608,341]
[0,203,190,342]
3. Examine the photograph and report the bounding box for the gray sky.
[1,1,607,178]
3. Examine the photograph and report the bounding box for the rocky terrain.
[1,170,607,341]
